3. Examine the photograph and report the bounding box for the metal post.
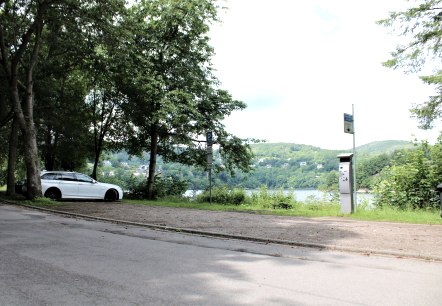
[209,168,212,204]
[352,104,357,212]
[206,131,213,204]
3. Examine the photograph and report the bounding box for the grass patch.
[23,197,59,207]
[0,191,59,207]
[126,199,336,217]
[352,206,442,224]
[124,198,442,224]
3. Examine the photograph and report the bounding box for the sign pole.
[343,108,356,213]
[209,168,212,204]
[206,131,213,204]
[352,104,357,212]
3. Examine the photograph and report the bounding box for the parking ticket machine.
[337,153,354,214]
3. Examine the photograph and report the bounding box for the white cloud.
[210,0,441,149]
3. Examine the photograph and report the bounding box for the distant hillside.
[104,140,416,190]
[355,140,414,155]
[251,142,342,158]
[251,140,413,157]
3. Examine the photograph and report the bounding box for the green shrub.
[196,186,247,205]
[250,185,272,208]
[126,176,188,200]
[230,188,247,205]
[249,186,297,210]
[154,176,188,199]
[373,141,441,210]
[197,185,300,209]
[270,189,294,209]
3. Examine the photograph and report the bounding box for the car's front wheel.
[104,189,118,202]
[44,188,61,201]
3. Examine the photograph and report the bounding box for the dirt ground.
[17,201,442,261]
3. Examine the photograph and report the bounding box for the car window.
[41,173,60,180]
[41,173,53,180]
[76,173,94,183]
[61,173,76,181]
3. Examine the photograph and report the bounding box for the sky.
[209,0,442,150]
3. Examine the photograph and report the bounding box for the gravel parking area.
[15,201,442,261]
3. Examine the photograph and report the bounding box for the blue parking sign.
[206,131,213,146]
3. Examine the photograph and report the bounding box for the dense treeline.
[0,0,253,200]
[94,139,442,210]
[94,140,413,191]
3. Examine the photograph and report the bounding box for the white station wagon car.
[40,171,123,201]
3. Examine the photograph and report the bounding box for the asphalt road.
[1,203,442,305]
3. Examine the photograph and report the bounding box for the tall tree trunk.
[1,7,46,200]
[9,31,42,199]
[91,142,102,180]
[23,127,41,199]
[6,116,18,196]
[92,120,108,180]
[12,83,42,199]
[147,124,159,200]
[0,91,10,126]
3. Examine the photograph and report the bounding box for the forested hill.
[107,140,413,190]
[354,140,414,155]
[251,140,413,157]
[248,140,413,172]
[233,140,413,189]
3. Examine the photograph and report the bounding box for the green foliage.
[379,1,442,129]
[196,185,297,209]
[352,205,442,224]
[111,0,252,198]
[373,140,441,210]
[269,189,296,209]
[154,176,189,200]
[97,175,128,192]
[126,176,188,200]
[357,153,393,189]
[378,0,442,72]
[412,72,442,130]
[248,186,297,209]
[100,140,414,192]
[196,186,247,205]
[317,170,339,192]
[24,197,57,206]
[355,141,413,155]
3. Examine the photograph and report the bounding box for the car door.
[75,173,102,199]
[40,172,61,195]
[58,173,79,198]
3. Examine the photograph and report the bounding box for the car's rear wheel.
[104,189,118,202]
[44,188,61,201]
